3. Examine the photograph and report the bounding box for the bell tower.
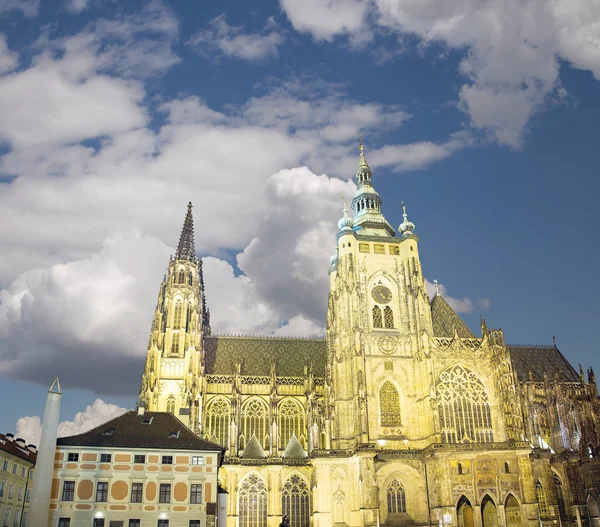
[139,202,210,431]
[327,140,434,450]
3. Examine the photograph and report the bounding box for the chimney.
[27,444,37,454]
[26,378,62,527]
[137,402,145,416]
[5,433,14,442]
[15,438,26,448]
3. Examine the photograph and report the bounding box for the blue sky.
[0,0,599,439]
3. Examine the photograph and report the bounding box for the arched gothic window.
[282,474,310,527]
[536,481,548,516]
[178,270,185,284]
[436,365,494,443]
[204,398,230,448]
[241,398,269,448]
[171,333,180,355]
[188,271,193,285]
[279,399,306,448]
[373,306,383,328]
[239,473,267,527]
[457,463,463,475]
[380,382,401,426]
[387,478,406,513]
[186,303,193,332]
[173,301,183,328]
[166,395,175,414]
[384,306,394,328]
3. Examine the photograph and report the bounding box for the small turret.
[398,202,416,238]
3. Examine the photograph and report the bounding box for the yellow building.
[49,410,224,527]
[0,433,36,527]
[139,143,600,527]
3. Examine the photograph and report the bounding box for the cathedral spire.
[351,137,395,237]
[176,202,196,261]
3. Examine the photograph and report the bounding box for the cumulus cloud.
[425,279,475,314]
[280,0,600,147]
[188,14,284,61]
[15,399,127,445]
[0,35,18,74]
[66,0,89,13]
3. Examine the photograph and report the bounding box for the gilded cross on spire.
[359,135,364,155]
[434,279,439,295]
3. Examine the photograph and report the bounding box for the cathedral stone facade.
[139,144,600,527]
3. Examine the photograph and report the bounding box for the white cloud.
[66,0,89,13]
[425,278,474,314]
[279,0,369,42]
[188,14,284,61]
[15,399,127,446]
[0,0,39,17]
[280,0,600,147]
[0,35,18,73]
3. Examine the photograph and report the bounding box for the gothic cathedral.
[139,143,600,527]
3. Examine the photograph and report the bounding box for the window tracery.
[241,398,269,448]
[384,306,394,328]
[173,301,183,328]
[239,473,267,527]
[204,398,230,448]
[171,333,180,355]
[166,395,175,414]
[373,306,383,328]
[279,399,306,448]
[387,478,406,513]
[282,475,310,527]
[380,382,401,426]
[536,481,548,516]
[178,270,185,284]
[436,365,494,443]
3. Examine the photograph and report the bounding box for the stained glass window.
[173,301,183,328]
[178,270,185,284]
[380,382,401,426]
[282,474,310,527]
[166,395,175,414]
[279,399,305,448]
[204,397,230,448]
[171,333,180,355]
[384,306,394,328]
[436,365,494,443]
[373,306,383,328]
[241,398,269,448]
[239,473,267,527]
[387,478,406,513]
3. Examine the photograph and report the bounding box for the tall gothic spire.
[351,138,395,237]
[176,202,196,260]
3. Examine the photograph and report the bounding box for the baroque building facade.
[139,144,600,527]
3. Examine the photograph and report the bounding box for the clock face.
[371,285,392,304]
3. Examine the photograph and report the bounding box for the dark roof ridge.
[508,343,557,349]
[58,409,133,440]
[209,334,326,341]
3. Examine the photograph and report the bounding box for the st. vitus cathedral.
[139,142,600,527]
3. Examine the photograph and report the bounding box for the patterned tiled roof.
[56,411,224,452]
[508,345,580,382]
[430,294,476,338]
[204,335,327,377]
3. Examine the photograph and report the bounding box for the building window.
[20,467,24,477]
[93,520,105,527]
[190,484,202,504]
[134,454,145,464]
[2,461,7,471]
[158,520,169,527]
[26,489,31,501]
[8,484,14,499]
[129,521,141,527]
[373,306,383,328]
[67,453,79,462]
[100,453,112,463]
[192,456,203,465]
[536,482,548,516]
[436,365,494,443]
[505,461,510,473]
[131,483,143,503]
[458,463,463,475]
[0,481,4,497]
[162,455,173,465]
[17,486,23,500]
[12,465,16,474]
[58,519,71,527]
[159,483,171,503]
[166,395,176,414]
[204,397,230,448]
[282,474,310,527]
[383,306,394,328]
[387,478,406,513]
[173,301,183,328]
[189,522,200,527]
[96,481,109,502]
[279,399,306,449]
[188,272,193,285]
[241,398,269,449]
[62,481,75,501]
[171,334,180,356]
[239,473,267,527]
[11,511,19,527]
[178,270,185,284]
[380,382,401,426]
[109,522,124,527]
[3,508,9,527]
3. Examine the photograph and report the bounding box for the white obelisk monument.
[26,378,62,527]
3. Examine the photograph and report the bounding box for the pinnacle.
[176,202,196,260]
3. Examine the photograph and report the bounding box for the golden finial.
[359,135,364,155]
[187,201,193,210]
